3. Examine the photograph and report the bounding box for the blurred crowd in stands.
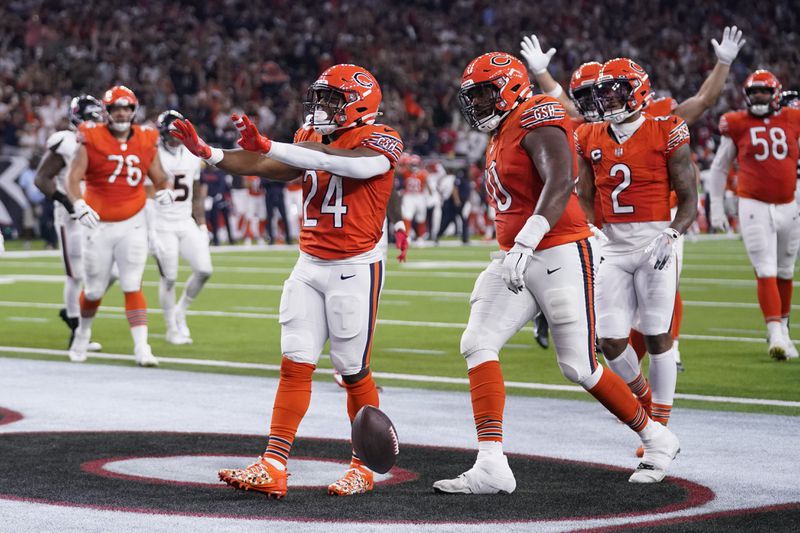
[1,0,798,245]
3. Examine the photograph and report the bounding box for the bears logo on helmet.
[592,58,651,124]
[459,52,532,132]
[303,64,382,135]
[743,70,782,117]
[569,62,603,123]
[68,95,104,128]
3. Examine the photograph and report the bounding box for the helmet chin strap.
[109,121,131,132]
[476,110,510,132]
[748,103,772,117]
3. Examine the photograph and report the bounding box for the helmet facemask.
[571,86,601,123]
[745,86,777,117]
[593,80,639,124]
[106,103,135,132]
[304,85,350,135]
[458,81,508,133]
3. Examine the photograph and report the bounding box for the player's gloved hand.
[644,228,680,270]
[72,199,100,229]
[232,114,272,153]
[393,221,408,263]
[588,223,609,243]
[501,243,534,294]
[148,230,166,262]
[709,199,730,232]
[520,34,556,74]
[711,25,746,65]
[170,119,212,159]
[155,189,176,206]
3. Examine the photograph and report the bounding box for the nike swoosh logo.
[546,267,561,275]
[340,274,356,280]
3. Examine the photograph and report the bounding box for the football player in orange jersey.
[433,53,680,493]
[709,71,800,360]
[526,27,744,373]
[575,58,697,463]
[400,153,430,240]
[171,64,405,498]
[65,85,176,366]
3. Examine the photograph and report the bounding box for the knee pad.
[196,269,213,282]
[326,293,364,340]
[460,327,500,368]
[543,287,579,325]
[557,357,594,385]
[755,263,777,279]
[83,285,105,301]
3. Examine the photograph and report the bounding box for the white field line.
[1,300,797,342]
[1,345,797,408]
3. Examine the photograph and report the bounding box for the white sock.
[130,325,148,349]
[179,272,208,309]
[605,344,640,383]
[477,440,503,459]
[649,347,677,407]
[64,277,81,318]
[159,279,176,330]
[264,457,286,471]
[767,321,783,341]
[673,340,682,363]
[78,315,95,335]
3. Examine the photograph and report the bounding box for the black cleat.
[533,313,550,349]
[59,308,78,348]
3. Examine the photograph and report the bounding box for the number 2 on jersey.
[609,163,634,214]
[303,170,348,228]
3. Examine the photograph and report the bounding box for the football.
[351,405,399,474]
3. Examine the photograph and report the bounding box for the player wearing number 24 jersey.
[170,63,403,498]
[66,85,177,367]
[709,70,800,360]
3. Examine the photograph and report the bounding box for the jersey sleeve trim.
[360,130,404,165]
[520,101,568,130]
[666,120,691,156]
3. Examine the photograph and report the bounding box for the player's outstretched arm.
[520,35,580,119]
[666,144,699,235]
[673,26,745,126]
[171,118,300,181]
[575,157,597,224]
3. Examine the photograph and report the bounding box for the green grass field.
[2,237,799,416]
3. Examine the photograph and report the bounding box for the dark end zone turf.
[0,431,704,523]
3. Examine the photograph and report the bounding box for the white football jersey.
[46,130,79,194]
[157,143,203,222]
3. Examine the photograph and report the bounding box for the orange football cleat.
[219,456,288,499]
[328,461,374,496]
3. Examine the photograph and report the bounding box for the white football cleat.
[629,422,680,483]
[87,341,103,352]
[68,330,90,363]
[166,329,193,345]
[768,334,790,361]
[174,308,192,340]
[433,453,516,494]
[781,324,798,359]
[135,344,159,367]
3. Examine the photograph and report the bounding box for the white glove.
[73,199,100,229]
[500,244,533,294]
[520,34,556,75]
[588,223,609,243]
[709,198,730,232]
[155,189,176,206]
[711,25,745,65]
[148,231,166,262]
[644,228,680,270]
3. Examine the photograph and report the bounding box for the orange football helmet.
[569,61,603,122]
[593,58,651,123]
[102,85,138,132]
[304,64,382,135]
[743,70,782,116]
[459,52,532,132]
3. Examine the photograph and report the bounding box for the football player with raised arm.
[433,53,681,495]
[709,71,800,360]
[171,64,406,498]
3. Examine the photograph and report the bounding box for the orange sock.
[651,402,672,425]
[756,276,782,323]
[777,278,793,321]
[123,290,147,327]
[264,358,315,467]
[344,371,379,422]
[671,291,683,340]
[629,329,647,362]
[588,368,648,432]
[79,291,102,318]
[415,222,426,239]
[628,373,652,417]
[469,361,505,442]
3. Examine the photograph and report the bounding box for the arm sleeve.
[267,141,392,180]
[708,136,737,202]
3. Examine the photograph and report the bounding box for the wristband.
[205,147,224,166]
[664,228,680,240]
[546,85,563,98]
[514,214,551,250]
[393,220,406,233]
